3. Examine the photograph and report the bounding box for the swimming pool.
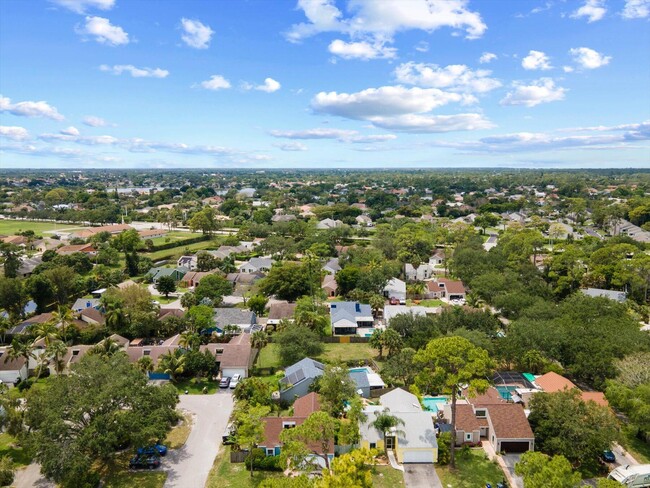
[422,396,448,413]
[349,367,370,373]
[496,386,518,400]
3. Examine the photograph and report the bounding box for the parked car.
[389,297,399,305]
[602,449,616,463]
[137,443,168,457]
[219,376,231,388]
[222,423,235,445]
[229,374,241,389]
[129,454,161,470]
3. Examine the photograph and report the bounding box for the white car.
[229,374,241,389]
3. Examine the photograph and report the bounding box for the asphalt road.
[164,391,234,488]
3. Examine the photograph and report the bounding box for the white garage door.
[221,368,246,379]
[402,450,434,464]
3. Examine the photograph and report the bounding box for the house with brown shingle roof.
[56,243,97,256]
[535,371,609,408]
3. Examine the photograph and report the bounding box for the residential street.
[402,464,442,488]
[164,391,234,488]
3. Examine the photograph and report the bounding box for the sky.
[0,0,649,169]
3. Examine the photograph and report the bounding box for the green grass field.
[0,219,84,235]
[173,378,220,395]
[437,449,504,488]
[143,239,220,261]
[147,232,203,246]
[206,446,283,488]
[100,453,167,488]
[372,465,405,488]
[0,433,32,466]
[621,425,650,464]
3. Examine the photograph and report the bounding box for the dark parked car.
[219,376,231,388]
[129,454,161,470]
[602,449,616,463]
[137,443,167,457]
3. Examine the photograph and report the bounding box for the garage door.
[221,368,246,379]
[402,450,434,464]
[500,441,530,453]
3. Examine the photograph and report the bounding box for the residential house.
[55,243,97,256]
[72,298,101,313]
[182,270,218,288]
[355,215,373,227]
[271,214,296,223]
[6,312,54,336]
[158,308,185,321]
[79,307,105,326]
[71,224,132,239]
[267,302,296,329]
[1,235,27,246]
[424,278,466,302]
[348,367,386,398]
[322,258,341,275]
[138,229,167,239]
[16,255,42,278]
[534,371,609,407]
[177,255,197,271]
[359,388,438,464]
[610,218,650,243]
[322,275,338,298]
[238,257,273,274]
[225,272,263,296]
[329,301,374,336]
[382,305,438,324]
[258,393,334,467]
[279,358,326,402]
[581,287,627,303]
[429,249,445,267]
[404,263,434,281]
[146,266,189,284]
[383,278,406,303]
[316,218,344,229]
[213,308,257,334]
[0,348,29,384]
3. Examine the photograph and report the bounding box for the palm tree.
[179,331,201,351]
[5,337,35,371]
[137,355,154,374]
[90,337,121,358]
[372,410,405,451]
[157,349,186,382]
[381,328,403,358]
[31,321,59,348]
[407,282,426,300]
[465,293,486,310]
[104,301,128,334]
[51,306,74,344]
[250,330,268,350]
[46,340,68,375]
[369,295,385,318]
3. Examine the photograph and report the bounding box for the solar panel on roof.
[294,369,305,382]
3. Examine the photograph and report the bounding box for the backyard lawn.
[256,342,381,369]
[621,425,650,464]
[0,219,83,235]
[372,465,405,488]
[437,449,505,488]
[147,231,203,246]
[206,446,283,488]
[143,239,220,261]
[0,433,32,466]
[173,378,219,395]
[407,299,444,307]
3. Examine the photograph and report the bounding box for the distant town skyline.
[1,0,649,169]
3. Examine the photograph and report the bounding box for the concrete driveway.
[501,454,524,488]
[164,391,234,488]
[403,464,442,488]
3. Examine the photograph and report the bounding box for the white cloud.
[622,0,650,18]
[369,113,494,133]
[328,39,396,60]
[242,78,281,93]
[50,0,114,14]
[394,62,501,93]
[286,0,487,58]
[199,75,232,91]
[0,95,65,121]
[83,115,108,127]
[269,127,397,142]
[571,0,607,22]
[479,52,497,64]
[0,126,30,140]
[99,64,169,78]
[563,66,574,73]
[180,18,214,49]
[273,142,308,151]
[77,16,129,46]
[569,47,612,69]
[415,41,429,53]
[60,126,80,136]
[39,132,119,145]
[500,78,567,107]
[522,50,552,70]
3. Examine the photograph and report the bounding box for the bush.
[244,449,282,471]
[0,456,15,487]
[436,432,451,465]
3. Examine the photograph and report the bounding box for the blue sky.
[0,0,649,169]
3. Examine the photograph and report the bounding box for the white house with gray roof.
[329,301,374,336]
[581,287,627,303]
[238,257,274,274]
[279,358,326,402]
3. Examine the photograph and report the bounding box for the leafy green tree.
[137,355,154,373]
[24,354,178,487]
[335,267,360,297]
[381,328,403,357]
[196,251,219,272]
[157,349,186,381]
[294,296,330,335]
[389,313,439,350]
[414,336,493,468]
[280,411,339,470]
[369,329,385,359]
[179,331,201,351]
[112,229,142,276]
[381,347,418,387]
[259,476,314,488]
[315,448,375,487]
[26,274,55,314]
[474,213,500,234]
[236,405,271,478]
[248,295,269,316]
[194,274,232,304]
[0,455,15,487]
[180,291,198,309]
[0,277,28,321]
[0,243,22,278]
[514,452,581,488]
[156,274,177,298]
[596,479,625,488]
[189,207,219,235]
[42,266,80,305]
[187,304,214,332]
[528,389,619,471]
[314,364,357,418]
[259,262,320,301]
[89,337,121,358]
[275,325,324,367]
[233,377,273,407]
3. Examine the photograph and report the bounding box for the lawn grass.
[437,449,505,488]
[410,299,444,307]
[101,453,167,488]
[372,465,405,488]
[165,413,193,449]
[0,219,85,235]
[0,433,32,466]
[152,295,180,305]
[256,344,281,369]
[173,378,219,395]
[256,342,381,370]
[144,240,219,261]
[621,425,650,464]
[148,232,203,245]
[206,446,283,488]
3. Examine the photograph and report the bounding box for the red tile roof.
[535,372,576,393]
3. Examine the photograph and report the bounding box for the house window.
[143,350,151,356]
[266,448,274,456]
[216,349,224,354]
[72,350,80,356]
[465,433,472,441]
[369,443,376,449]
[282,422,296,429]
[475,409,487,418]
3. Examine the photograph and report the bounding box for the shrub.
[244,449,282,471]
[0,456,15,487]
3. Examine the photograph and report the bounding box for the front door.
[385,436,395,449]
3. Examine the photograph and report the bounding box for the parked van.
[608,464,650,487]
